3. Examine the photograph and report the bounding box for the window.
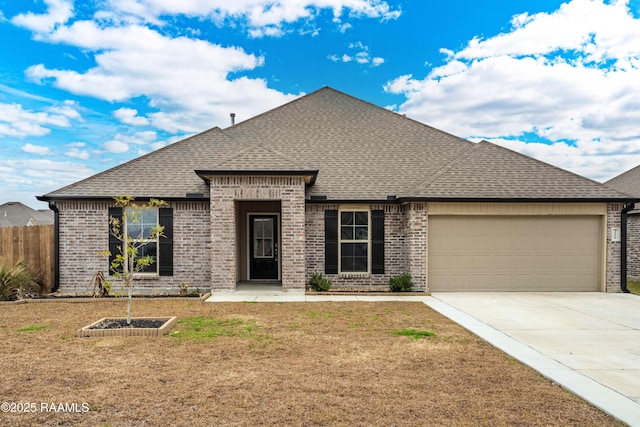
[108,206,174,277]
[126,207,159,274]
[253,217,274,258]
[340,210,369,273]
[324,209,384,276]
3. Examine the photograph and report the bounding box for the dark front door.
[249,215,279,280]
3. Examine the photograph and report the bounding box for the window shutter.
[108,207,123,275]
[158,207,173,276]
[325,210,338,274]
[371,210,385,274]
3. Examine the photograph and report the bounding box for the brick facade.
[209,176,307,291]
[304,203,408,289]
[55,198,623,294]
[56,200,210,294]
[627,208,640,281]
[406,203,428,291]
[606,203,623,292]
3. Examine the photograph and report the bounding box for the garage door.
[428,216,602,291]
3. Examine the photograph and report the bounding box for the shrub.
[309,272,332,292]
[389,273,413,292]
[0,261,41,301]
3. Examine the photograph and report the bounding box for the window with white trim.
[126,206,159,275]
[339,210,369,273]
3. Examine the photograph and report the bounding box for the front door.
[249,215,279,280]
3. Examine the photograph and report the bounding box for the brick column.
[210,190,236,290]
[281,187,306,290]
[606,202,623,293]
[406,203,428,291]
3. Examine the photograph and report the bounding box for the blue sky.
[1,0,640,208]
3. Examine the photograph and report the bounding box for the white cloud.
[0,158,95,206]
[22,21,297,132]
[22,143,54,156]
[98,0,400,36]
[113,107,150,126]
[103,140,130,153]
[0,102,81,138]
[385,0,640,181]
[102,131,161,154]
[65,142,90,160]
[11,0,73,33]
[329,41,385,67]
[117,131,158,145]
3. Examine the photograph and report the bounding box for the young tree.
[100,196,166,325]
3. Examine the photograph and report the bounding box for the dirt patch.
[0,299,623,426]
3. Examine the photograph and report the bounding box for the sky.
[1,0,640,209]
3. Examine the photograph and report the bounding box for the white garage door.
[428,216,602,291]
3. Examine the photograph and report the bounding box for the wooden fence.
[0,225,54,293]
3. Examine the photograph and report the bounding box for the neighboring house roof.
[40,87,630,202]
[0,202,54,227]
[605,164,640,198]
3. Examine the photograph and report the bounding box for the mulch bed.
[87,319,167,329]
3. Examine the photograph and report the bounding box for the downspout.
[621,202,634,293]
[48,201,60,292]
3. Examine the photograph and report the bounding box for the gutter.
[621,202,635,293]
[48,201,60,292]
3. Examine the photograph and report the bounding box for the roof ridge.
[402,142,480,196]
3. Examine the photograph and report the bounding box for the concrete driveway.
[425,292,640,426]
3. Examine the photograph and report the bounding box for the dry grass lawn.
[0,299,623,426]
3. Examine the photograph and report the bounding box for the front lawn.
[627,280,640,294]
[0,299,622,426]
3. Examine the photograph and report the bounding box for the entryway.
[236,201,281,284]
[249,214,279,280]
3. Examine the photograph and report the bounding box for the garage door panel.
[428,216,602,292]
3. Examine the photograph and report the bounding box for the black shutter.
[108,207,123,275]
[325,210,338,274]
[158,207,173,276]
[371,210,385,274]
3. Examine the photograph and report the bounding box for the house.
[0,202,54,227]
[38,87,632,294]
[605,166,640,285]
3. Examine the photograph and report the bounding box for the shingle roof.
[605,164,640,198]
[42,87,630,202]
[410,141,623,199]
[0,202,53,227]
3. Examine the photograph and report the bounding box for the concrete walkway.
[206,284,428,302]
[206,288,640,426]
[426,292,640,427]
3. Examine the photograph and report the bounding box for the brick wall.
[606,203,623,292]
[209,176,307,290]
[57,200,210,294]
[406,203,427,291]
[628,214,640,280]
[304,203,409,289]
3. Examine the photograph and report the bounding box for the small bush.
[309,272,332,292]
[0,261,41,301]
[389,273,413,292]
